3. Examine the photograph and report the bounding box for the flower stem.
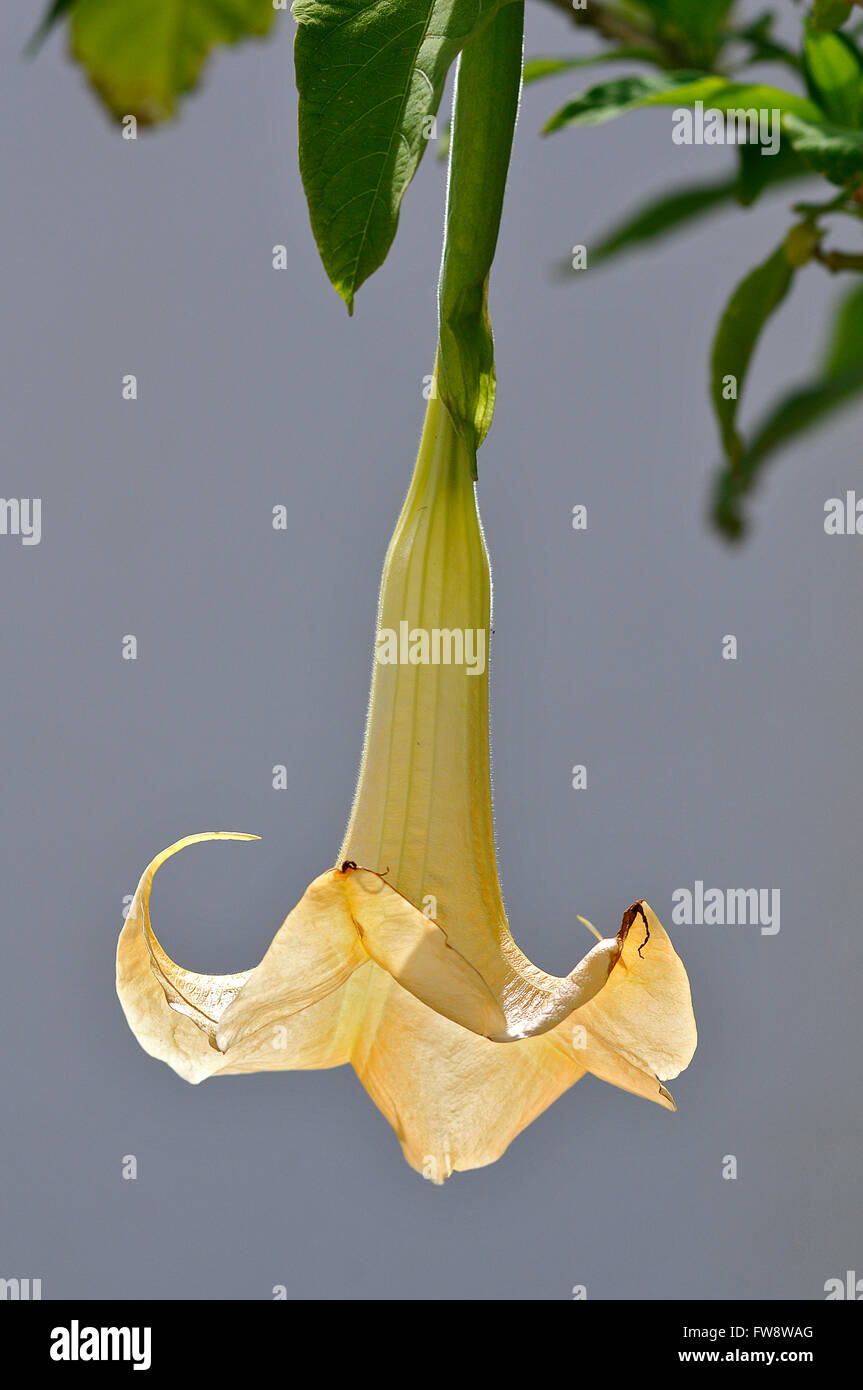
[814,246,863,273]
[436,1,524,463]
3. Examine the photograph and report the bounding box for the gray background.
[1,0,861,1300]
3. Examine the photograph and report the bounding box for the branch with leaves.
[27,0,863,539]
[528,0,863,538]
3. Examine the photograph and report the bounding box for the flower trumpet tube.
[117,3,696,1181]
[341,389,644,1042]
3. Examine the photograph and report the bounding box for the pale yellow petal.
[117,833,259,1082]
[217,969,370,1074]
[119,840,514,1082]
[546,900,697,1105]
[117,836,369,1081]
[349,968,586,1182]
[215,869,368,1053]
[575,901,697,1083]
[551,1019,677,1110]
[343,867,509,1038]
[341,865,632,1041]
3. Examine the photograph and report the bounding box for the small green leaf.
[710,242,796,469]
[731,15,801,74]
[69,0,276,125]
[564,144,808,275]
[712,283,863,538]
[639,0,735,35]
[25,0,78,57]
[588,177,738,267]
[523,49,661,84]
[543,71,700,132]
[824,280,863,372]
[544,73,821,135]
[803,23,863,126]
[630,0,735,66]
[735,138,809,207]
[294,0,510,313]
[784,112,863,182]
[810,0,854,32]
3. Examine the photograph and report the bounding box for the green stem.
[436,1,524,466]
[814,246,863,272]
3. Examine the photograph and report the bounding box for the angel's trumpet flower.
[118,387,696,1182]
[118,3,695,1181]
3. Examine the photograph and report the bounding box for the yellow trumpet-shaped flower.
[118,391,696,1182]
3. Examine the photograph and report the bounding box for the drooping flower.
[119,389,696,1182]
[119,2,695,1182]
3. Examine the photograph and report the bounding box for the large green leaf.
[544,73,821,135]
[712,283,863,538]
[784,112,863,182]
[710,241,796,468]
[294,0,510,313]
[803,23,863,126]
[69,0,276,124]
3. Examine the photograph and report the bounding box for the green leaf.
[638,0,735,43]
[803,23,863,126]
[543,71,699,131]
[69,0,276,125]
[584,149,808,270]
[710,241,796,468]
[25,0,78,57]
[565,142,808,275]
[731,15,801,74]
[543,73,821,134]
[523,49,661,84]
[294,0,510,314]
[630,0,735,65]
[810,0,854,32]
[735,138,809,206]
[712,283,863,538]
[784,112,863,182]
[588,177,738,267]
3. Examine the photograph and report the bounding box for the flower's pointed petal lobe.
[343,868,509,1039]
[118,838,367,1082]
[574,901,698,1084]
[117,833,258,1083]
[551,1021,677,1110]
[350,969,587,1182]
